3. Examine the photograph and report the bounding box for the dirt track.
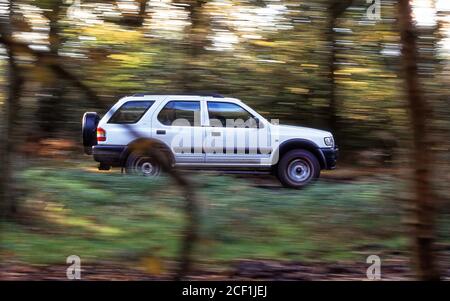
[3,256,450,281]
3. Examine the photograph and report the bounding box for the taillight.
[97,127,106,142]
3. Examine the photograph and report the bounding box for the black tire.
[277,149,320,188]
[82,112,100,154]
[125,151,161,177]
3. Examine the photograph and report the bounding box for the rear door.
[151,97,205,164]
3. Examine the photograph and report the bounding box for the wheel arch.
[120,138,175,166]
[274,139,327,169]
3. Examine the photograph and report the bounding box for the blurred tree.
[0,0,23,217]
[35,0,65,136]
[117,0,149,27]
[326,0,352,138]
[398,0,440,280]
[174,0,210,92]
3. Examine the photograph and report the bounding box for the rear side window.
[157,101,201,126]
[108,101,154,124]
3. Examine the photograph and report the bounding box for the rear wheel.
[277,149,320,188]
[125,151,161,177]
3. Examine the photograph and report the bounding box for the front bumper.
[320,146,339,170]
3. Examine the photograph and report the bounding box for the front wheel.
[277,149,320,188]
[125,152,161,177]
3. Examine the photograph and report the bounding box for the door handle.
[211,131,221,137]
[156,130,166,135]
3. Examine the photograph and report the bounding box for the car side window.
[157,101,201,126]
[207,102,257,128]
[108,101,154,124]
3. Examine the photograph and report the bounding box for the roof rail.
[132,92,225,98]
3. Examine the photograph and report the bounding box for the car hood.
[272,124,332,138]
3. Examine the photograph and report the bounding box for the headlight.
[324,137,334,147]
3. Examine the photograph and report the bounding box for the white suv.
[82,93,338,188]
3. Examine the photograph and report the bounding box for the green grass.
[1,166,427,266]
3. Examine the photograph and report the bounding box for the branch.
[1,25,199,280]
[122,126,199,280]
[0,34,107,109]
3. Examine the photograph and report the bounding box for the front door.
[204,101,270,165]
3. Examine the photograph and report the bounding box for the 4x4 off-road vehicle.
[82,93,338,188]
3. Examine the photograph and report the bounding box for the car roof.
[132,93,224,98]
[119,94,241,103]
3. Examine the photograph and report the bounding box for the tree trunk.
[36,1,64,137]
[326,15,338,135]
[175,0,209,92]
[119,0,149,27]
[326,0,352,139]
[0,1,24,218]
[398,0,440,281]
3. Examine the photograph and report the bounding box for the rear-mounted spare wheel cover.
[82,112,100,155]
